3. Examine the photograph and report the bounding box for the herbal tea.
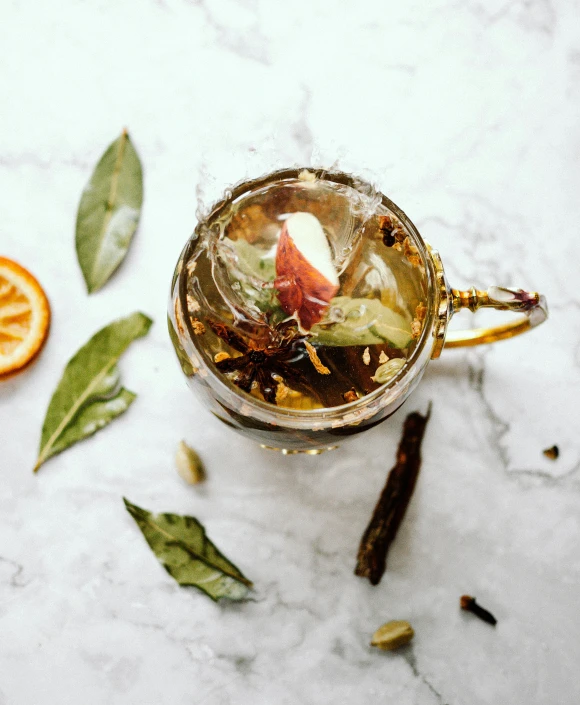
[174,171,429,411]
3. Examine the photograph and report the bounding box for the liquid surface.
[182,173,429,409]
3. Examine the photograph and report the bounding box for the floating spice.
[460,595,497,626]
[343,388,359,403]
[190,318,206,335]
[304,341,331,375]
[355,405,432,585]
[362,347,371,365]
[371,358,405,384]
[207,318,308,404]
[378,215,396,247]
[543,445,559,460]
[371,620,414,651]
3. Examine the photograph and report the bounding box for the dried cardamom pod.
[370,620,414,651]
[371,357,406,384]
[176,441,206,484]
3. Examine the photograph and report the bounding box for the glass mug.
[168,168,547,453]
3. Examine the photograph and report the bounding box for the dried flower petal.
[191,318,206,335]
[214,351,231,363]
[343,388,359,403]
[298,169,316,182]
[304,341,331,375]
[415,302,427,321]
[371,620,414,651]
[175,440,206,485]
[187,294,200,313]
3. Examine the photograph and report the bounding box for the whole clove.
[460,595,497,626]
[355,405,432,585]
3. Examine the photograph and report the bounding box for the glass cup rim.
[177,166,437,425]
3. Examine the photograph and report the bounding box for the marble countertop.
[1,1,579,703]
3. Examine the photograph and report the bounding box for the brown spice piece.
[460,595,497,626]
[214,351,231,363]
[393,228,407,243]
[355,405,432,585]
[543,445,559,460]
[304,341,331,375]
[190,318,206,335]
[343,388,359,403]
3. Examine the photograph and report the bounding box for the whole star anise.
[206,318,308,404]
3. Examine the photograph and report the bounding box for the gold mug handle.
[444,286,548,349]
[429,248,548,357]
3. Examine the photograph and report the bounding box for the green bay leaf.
[311,296,413,348]
[123,498,252,602]
[76,130,143,293]
[34,312,153,472]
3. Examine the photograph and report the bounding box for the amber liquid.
[181,175,428,413]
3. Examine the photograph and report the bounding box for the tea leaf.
[34,312,152,472]
[76,130,143,293]
[123,498,252,601]
[312,297,412,349]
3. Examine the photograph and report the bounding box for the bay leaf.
[123,498,252,601]
[76,129,143,293]
[311,296,412,349]
[34,311,153,472]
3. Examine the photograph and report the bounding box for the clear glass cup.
[168,168,547,453]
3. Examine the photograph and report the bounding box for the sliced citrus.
[0,257,51,380]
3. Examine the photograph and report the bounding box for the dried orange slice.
[0,257,50,380]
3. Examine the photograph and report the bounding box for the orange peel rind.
[0,257,51,380]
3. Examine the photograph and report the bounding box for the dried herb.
[34,312,152,472]
[76,130,143,293]
[124,498,252,601]
[543,445,559,460]
[460,595,497,626]
[371,620,414,650]
[175,440,206,484]
[207,318,308,404]
[355,405,432,585]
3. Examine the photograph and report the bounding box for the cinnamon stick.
[355,404,432,585]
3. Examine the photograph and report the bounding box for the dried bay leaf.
[76,129,143,293]
[34,312,152,472]
[123,498,252,601]
[311,297,412,349]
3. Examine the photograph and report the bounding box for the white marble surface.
[1,1,579,703]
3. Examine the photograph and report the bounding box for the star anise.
[206,318,308,404]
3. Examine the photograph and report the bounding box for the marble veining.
[1,1,579,703]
